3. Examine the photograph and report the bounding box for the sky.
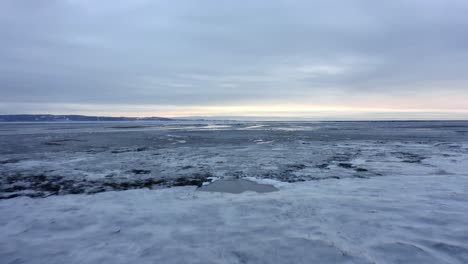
[1,0,467,120]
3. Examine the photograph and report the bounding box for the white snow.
[1,175,468,264]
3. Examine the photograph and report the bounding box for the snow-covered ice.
[1,175,468,264]
[1,121,468,263]
[1,121,467,198]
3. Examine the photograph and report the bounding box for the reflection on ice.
[200,124,232,129]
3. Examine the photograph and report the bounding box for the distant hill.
[0,114,173,122]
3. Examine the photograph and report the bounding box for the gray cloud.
[1,0,467,116]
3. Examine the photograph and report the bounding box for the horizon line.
[1,113,468,122]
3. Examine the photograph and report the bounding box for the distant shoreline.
[0,114,467,122]
[0,114,174,122]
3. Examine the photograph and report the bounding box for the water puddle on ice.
[198,179,278,194]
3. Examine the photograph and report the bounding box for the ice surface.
[1,121,467,198]
[1,175,468,264]
[1,121,468,263]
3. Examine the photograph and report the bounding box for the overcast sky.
[1,0,467,119]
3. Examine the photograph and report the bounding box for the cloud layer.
[1,0,467,118]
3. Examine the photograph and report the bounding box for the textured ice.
[1,121,468,263]
[1,175,468,264]
[1,121,467,198]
